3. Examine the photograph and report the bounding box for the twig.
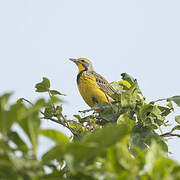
[79,108,94,113]
[150,98,166,104]
[48,91,56,113]
[41,116,80,139]
[19,98,34,106]
[20,98,80,139]
[160,132,180,137]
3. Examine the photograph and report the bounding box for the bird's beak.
[69,58,77,63]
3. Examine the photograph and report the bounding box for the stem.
[19,98,34,106]
[41,116,80,139]
[150,98,166,104]
[48,91,56,112]
[20,98,80,139]
[161,132,180,137]
[79,108,94,113]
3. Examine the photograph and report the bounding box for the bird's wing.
[90,71,116,98]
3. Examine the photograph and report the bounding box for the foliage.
[0,74,180,179]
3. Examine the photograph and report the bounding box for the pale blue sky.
[0,0,180,161]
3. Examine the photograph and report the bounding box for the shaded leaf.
[39,170,65,180]
[152,157,178,179]
[117,113,134,131]
[110,81,123,94]
[121,82,138,109]
[35,77,50,92]
[116,137,137,172]
[175,116,180,124]
[66,124,129,166]
[44,104,54,118]
[171,125,180,132]
[0,92,13,108]
[8,131,28,153]
[17,100,42,156]
[42,145,65,162]
[50,96,63,103]
[40,129,69,145]
[50,90,66,96]
[0,94,22,136]
[145,141,164,173]
[138,104,153,121]
[131,126,168,152]
[167,96,180,107]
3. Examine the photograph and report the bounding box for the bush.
[0,74,180,179]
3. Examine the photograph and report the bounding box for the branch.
[19,98,34,105]
[41,116,81,139]
[160,132,180,137]
[150,98,166,104]
[79,108,94,113]
[20,98,81,139]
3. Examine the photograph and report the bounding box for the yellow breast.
[77,72,108,107]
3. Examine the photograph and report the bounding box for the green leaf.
[0,92,13,108]
[17,100,42,156]
[117,113,134,131]
[50,90,66,96]
[42,144,65,162]
[98,105,117,123]
[55,106,63,120]
[39,170,65,179]
[150,106,166,125]
[131,126,168,152]
[65,124,129,168]
[27,114,40,156]
[171,125,180,132]
[40,129,69,145]
[145,141,164,173]
[121,82,138,108]
[0,94,22,136]
[107,146,124,173]
[110,81,123,94]
[0,155,15,179]
[138,104,153,122]
[167,101,173,109]
[83,124,129,146]
[50,96,63,103]
[35,77,50,92]
[175,116,180,124]
[167,96,180,107]
[8,131,28,153]
[44,104,54,118]
[6,103,25,132]
[53,124,129,173]
[158,105,171,116]
[119,80,131,89]
[121,73,135,85]
[152,157,178,179]
[73,115,81,121]
[116,137,138,172]
[8,153,43,177]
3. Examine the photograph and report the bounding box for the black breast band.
[76,65,88,84]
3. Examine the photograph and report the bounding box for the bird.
[69,58,116,107]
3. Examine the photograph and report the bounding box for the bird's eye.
[81,60,85,62]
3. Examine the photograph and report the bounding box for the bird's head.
[69,58,94,73]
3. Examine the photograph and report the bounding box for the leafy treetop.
[0,74,180,179]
